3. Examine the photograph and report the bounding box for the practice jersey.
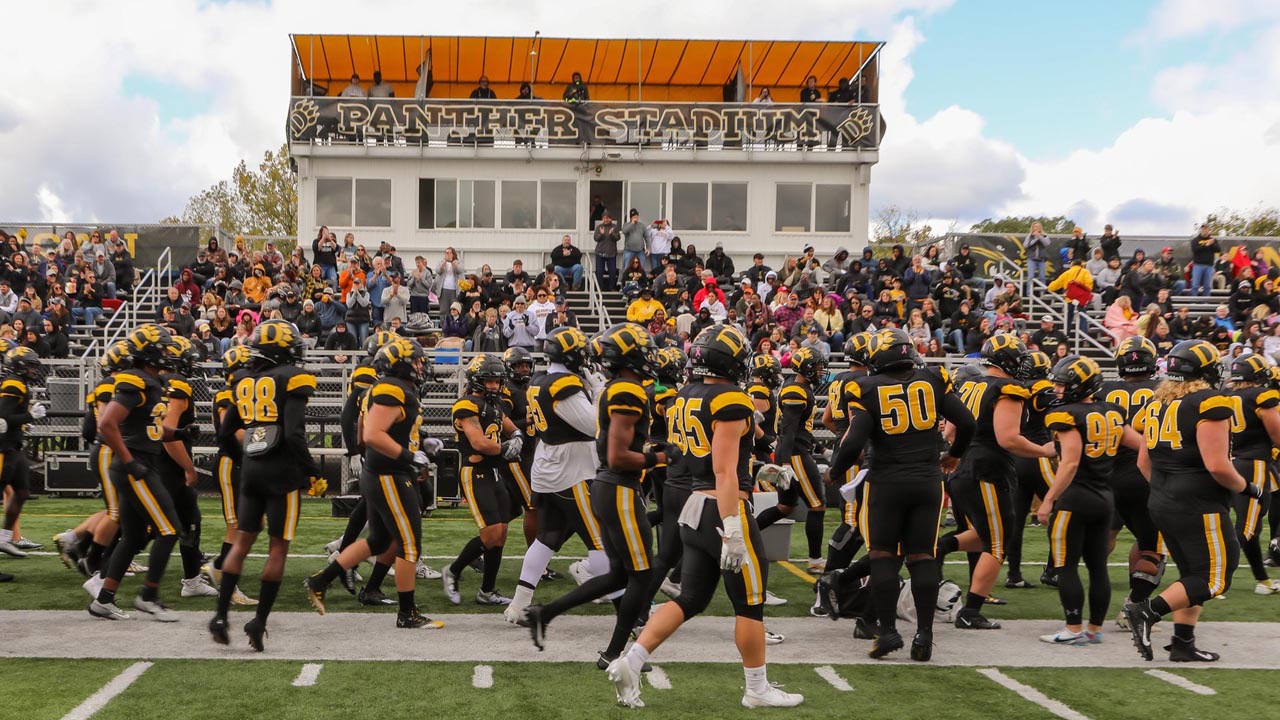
[1044,401,1125,499]
[776,379,817,458]
[0,376,33,452]
[746,380,778,445]
[847,367,955,481]
[1021,378,1055,445]
[157,372,197,469]
[81,378,114,444]
[1144,388,1235,513]
[596,378,651,490]
[676,382,755,493]
[827,368,867,436]
[1100,378,1159,467]
[111,370,168,456]
[453,393,502,469]
[341,363,378,456]
[957,374,1030,452]
[526,371,594,446]
[362,376,423,475]
[1230,385,1280,461]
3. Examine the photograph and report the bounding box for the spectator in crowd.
[948,298,979,351]
[343,276,372,344]
[440,302,468,341]
[801,325,830,358]
[753,88,773,104]
[619,209,648,274]
[468,308,503,352]
[174,267,201,305]
[502,297,538,350]
[647,219,673,272]
[74,270,105,326]
[313,228,339,284]
[430,247,461,325]
[593,212,620,290]
[1065,227,1089,266]
[1154,246,1186,294]
[303,264,331,300]
[338,257,365,302]
[1084,247,1107,278]
[260,239,285,268]
[965,317,993,356]
[325,320,359,362]
[1024,221,1050,287]
[0,280,17,318]
[244,264,271,309]
[381,271,410,326]
[589,195,607,230]
[541,296,578,345]
[469,75,497,100]
[110,236,134,293]
[1047,258,1094,332]
[1104,294,1138,344]
[43,318,70,358]
[1189,223,1220,296]
[619,256,650,295]
[800,75,821,102]
[1099,224,1122,261]
[950,243,977,284]
[340,73,366,98]
[821,247,850,288]
[550,235,584,291]
[562,72,589,103]
[814,295,844,347]
[983,275,1010,310]
[902,254,933,306]
[313,291,346,335]
[744,252,772,287]
[365,257,390,326]
[1030,316,1067,356]
[504,259,530,288]
[706,242,735,288]
[377,241,405,277]
[12,297,40,334]
[405,256,433,316]
[828,77,853,104]
[1136,303,1164,339]
[296,299,322,340]
[626,287,663,324]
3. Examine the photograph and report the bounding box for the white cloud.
[1139,0,1280,41]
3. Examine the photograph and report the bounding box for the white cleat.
[764,628,786,645]
[742,684,805,708]
[806,558,827,575]
[88,600,131,620]
[82,573,105,599]
[323,537,342,556]
[132,596,179,622]
[415,560,442,579]
[763,590,788,606]
[1255,579,1280,595]
[181,576,219,597]
[126,560,147,577]
[568,560,592,586]
[442,566,462,605]
[606,658,645,709]
[505,597,530,626]
[0,540,28,558]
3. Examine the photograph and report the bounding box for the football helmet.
[1017,351,1053,381]
[750,354,784,389]
[364,329,400,358]
[4,346,42,381]
[1115,336,1158,378]
[125,323,177,370]
[590,323,659,380]
[788,346,827,384]
[843,332,874,367]
[502,346,535,382]
[1230,353,1272,385]
[689,323,752,383]
[222,345,253,381]
[979,334,1027,376]
[374,337,429,386]
[655,347,688,387]
[99,340,134,375]
[248,319,306,366]
[166,336,203,377]
[866,328,916,374]
[1165,339,1222,385]
[544,326,590,374]
[465,352,507,397]
[1049,355,1103,404]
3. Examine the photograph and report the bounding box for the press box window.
[422,179,495,229]
[315,178,392,228]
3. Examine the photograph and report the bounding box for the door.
[588,181,623,231]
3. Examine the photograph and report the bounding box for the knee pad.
[179,522,201,550]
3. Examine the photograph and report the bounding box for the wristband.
[643,450,660,468]
[397,448,416,466]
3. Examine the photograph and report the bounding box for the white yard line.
[61,661,153,720]
[1145,669,1216,695]
[291,663,323,687]
[813,665,853,691]
[472,664,494,689]
[646,666,672,690]
[977,668,1091,720]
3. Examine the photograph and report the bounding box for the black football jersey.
[212,376,242,461]
[1145,388,1236,513]
[679,382,756,493]
[827,369,867,435]
[596,378,651,489]
[341,365,377,456]
[232,364,318,490]
[526,372,594,446]
[82,378,115,444]
[501,376,537,457]
[452,393,502,469]
[664,377,700,491]
[847,367,954,480]
[1044,401,1124,498]
[776,379,817,457]
[1100,378,1159,466]
[365,376,423,474]
[957,374,1030,452]
[111,370,168,456]
[1231,385,1280,461]
[650,379,676,446]
[746,380,777,443]
[156,373,198,467]
[0,376,33,452]
[1021,378,1055,445]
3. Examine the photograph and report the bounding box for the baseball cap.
[1162,246,1173,253]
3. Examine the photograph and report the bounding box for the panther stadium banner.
[943,233,1280,280]
[286,97,881,148]
[0,223,204,268]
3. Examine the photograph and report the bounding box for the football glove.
[0,418,7,434]
[29,403,47,420]
[347,454,363,477]
[500,437,523,460]
[718,514,747,573]
[308,476,329,497]
[421,437,445,456]
[1243,482,1265,500]
[411,450,430,472]
[753,409,766,426]
[173,423,200,444]
[123,458,150,480]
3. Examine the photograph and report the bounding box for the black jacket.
[1099,233,1122,262]
[1190,233,1220,266]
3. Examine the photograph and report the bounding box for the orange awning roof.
[290,35,882,102]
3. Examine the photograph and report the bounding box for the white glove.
[30,403,47,420]
[411,450,430,470]
[775,464,795,490]
[501,437,523,460]
[753,410,766,425]
[839,469,868,503]
[0,418,7,434]
[718,514,748,573]
[421,437,444,456]
[347,454,363,477]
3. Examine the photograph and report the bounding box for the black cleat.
[209,616,230,645]
[1123,601,1159,661]
[243,618,267,652]
[1040,568,1059,588]
[910,632,933,661]
[304,575,329,615]
[816,572,841,622]
[1005,576,1035,589]
[0,571,13,583]
[852,617,879,639]
[1167,639,1219,662]
[396,607,442,629]
[955,609,1001,630]
[526,605,548,651]
[541,568,563,582]
[358,586,396,607]
[869,630,904,659]
[984,595,1008,606]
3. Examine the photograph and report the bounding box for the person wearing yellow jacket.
[626,288,664,324]
[243,264,273,307]
[1047,259,1094,337]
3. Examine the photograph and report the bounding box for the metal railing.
[580,254,612,329]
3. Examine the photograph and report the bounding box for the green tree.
[1204,206,1280,237]
[969,215,1076,234]
[165,143,297,236]
[872,204,919,245]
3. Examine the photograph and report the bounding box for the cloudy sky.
[1,0,1277,235]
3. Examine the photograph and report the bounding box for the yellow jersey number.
[957,381,987,419]
[1082,410,1125,458]
[145,401,168,441]
[234,377,279,423]
[878,381,937,434]
[668,397,711,458]
[1144,400,1184,451]
[526,388,548,436]
[1105,387,1154,430]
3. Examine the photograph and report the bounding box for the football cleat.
[323,538,342,556]
[852,617,879,639]
[54,531,81,570]
[230,586,258,606]
[764,628,785,645]
[358,586,396,607]
[203,561,223,588]
[816,573,841,621]
[304,575,329,615]
[13,537,42,550]
[88,599,131,620]
[1123,601,1160,661]
[606,658,644,709]
[596,652,653,673]
[127,560,148,576]
[1005,576,1035,589]
[541,568,563,582]
[243,618,267,652]
[1168,639,1219,662]
[0,539,28,558]
[1254,579,1280,595]
[1040,567,1059,587]
[442,566,462,605]
[955,609,1001,630]
[415,560,442,579]
[1039,628,1087,646]
[742,684,804,709]
[910,631,933,661]
[762,590,788,606]
[133,595,179,622]
[82,573,105,599]
[181,576,219,597]
[476,589,512,606]
[526,605,548,650]
[984,595,1008,606]
[807,558,827,575]
[329,552,357,595]
[869,629,904,659]
[209,616,230,645]
[568,560,592,586]
[0,571,12,582]
[396,607,444,629]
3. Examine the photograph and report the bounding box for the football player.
[1101,337,1164,628]
[609,324,802,710]
[504,327,608,625]
[0,347,48,574]
[1126,340,1253,662]
[500,346,540,548]
[642,346,687,600]
[939,336,1055,630]
[526,323,667,666]
[444,353,522,606]
[90,324,189,621]
[204,346,256,606]
[1037,356,1143,645]
[1226,356,1280,594]
[820,334,872,576]
[756,347,828,573]
[825,329,975,660]
[1006,350,1056,589]
[210,320,322,650]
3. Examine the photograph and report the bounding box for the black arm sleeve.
[284,396,321,478]
[339,392,362,457]
[829,408,871,479]
[0,396,33,427]
[941,392,976,458]
[216,404,244,452]
[773,404,805,463]
[81,411,97,444]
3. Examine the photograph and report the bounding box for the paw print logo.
[837,107,875,144]
[289,99,320,138]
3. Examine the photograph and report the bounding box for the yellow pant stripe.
[842,465,859,526]
[283,489,300,542]
[1244,461,1264,540]
[1039,457,1055,487]
[129,476,175,536]
[1156,532,1168,557]
[461,467,486,530]
[738,500,763,605]
[980,481,1004,560]
[573,481,603,551]
[217,456,237,525]
[1050,510,1072,568]
[1204,513,1226,597]
[380,475,418,563]
[790,456,822,509]
[858,483,871,544]
[617,486,649,571]
[931,481,946,555]
[508,461,533,505]
[98,446,118,520]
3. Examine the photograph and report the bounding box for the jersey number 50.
[878,381,937,434]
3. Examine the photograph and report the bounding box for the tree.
[1204,206,1280,237]
[969,215,1077,235]
[165,143,297,237]
[872,204,919,245]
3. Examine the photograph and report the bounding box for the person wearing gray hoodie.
[503,300,539,349]
[620,208,648,273]
[822,246,851,289]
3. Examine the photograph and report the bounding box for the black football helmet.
[503,346,535,382]
[99,340,134,375]
[465,352,507,397]
[689,323,752,383]
[590,323,659,380]
[222,345,253,382]
[1049,355,1103,404]
[1115,336,1158,378]
[1017,351,1053,381]
[545,326,590,374]
[125,323,177,370]
[843,332,874,367]
[980,334,1027,376]
[249,319,306,366]
[1231,353,1272,385]
[374,337,429,386]
[1165,339,1223,385]
[364,329,399,358]
[788,346,827,384]
[166,336,203,377]
[655,347,688,387]
[750,354,784,389]
[866,328,916,374]
[4,346,42,381]
[951,362,985,387]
